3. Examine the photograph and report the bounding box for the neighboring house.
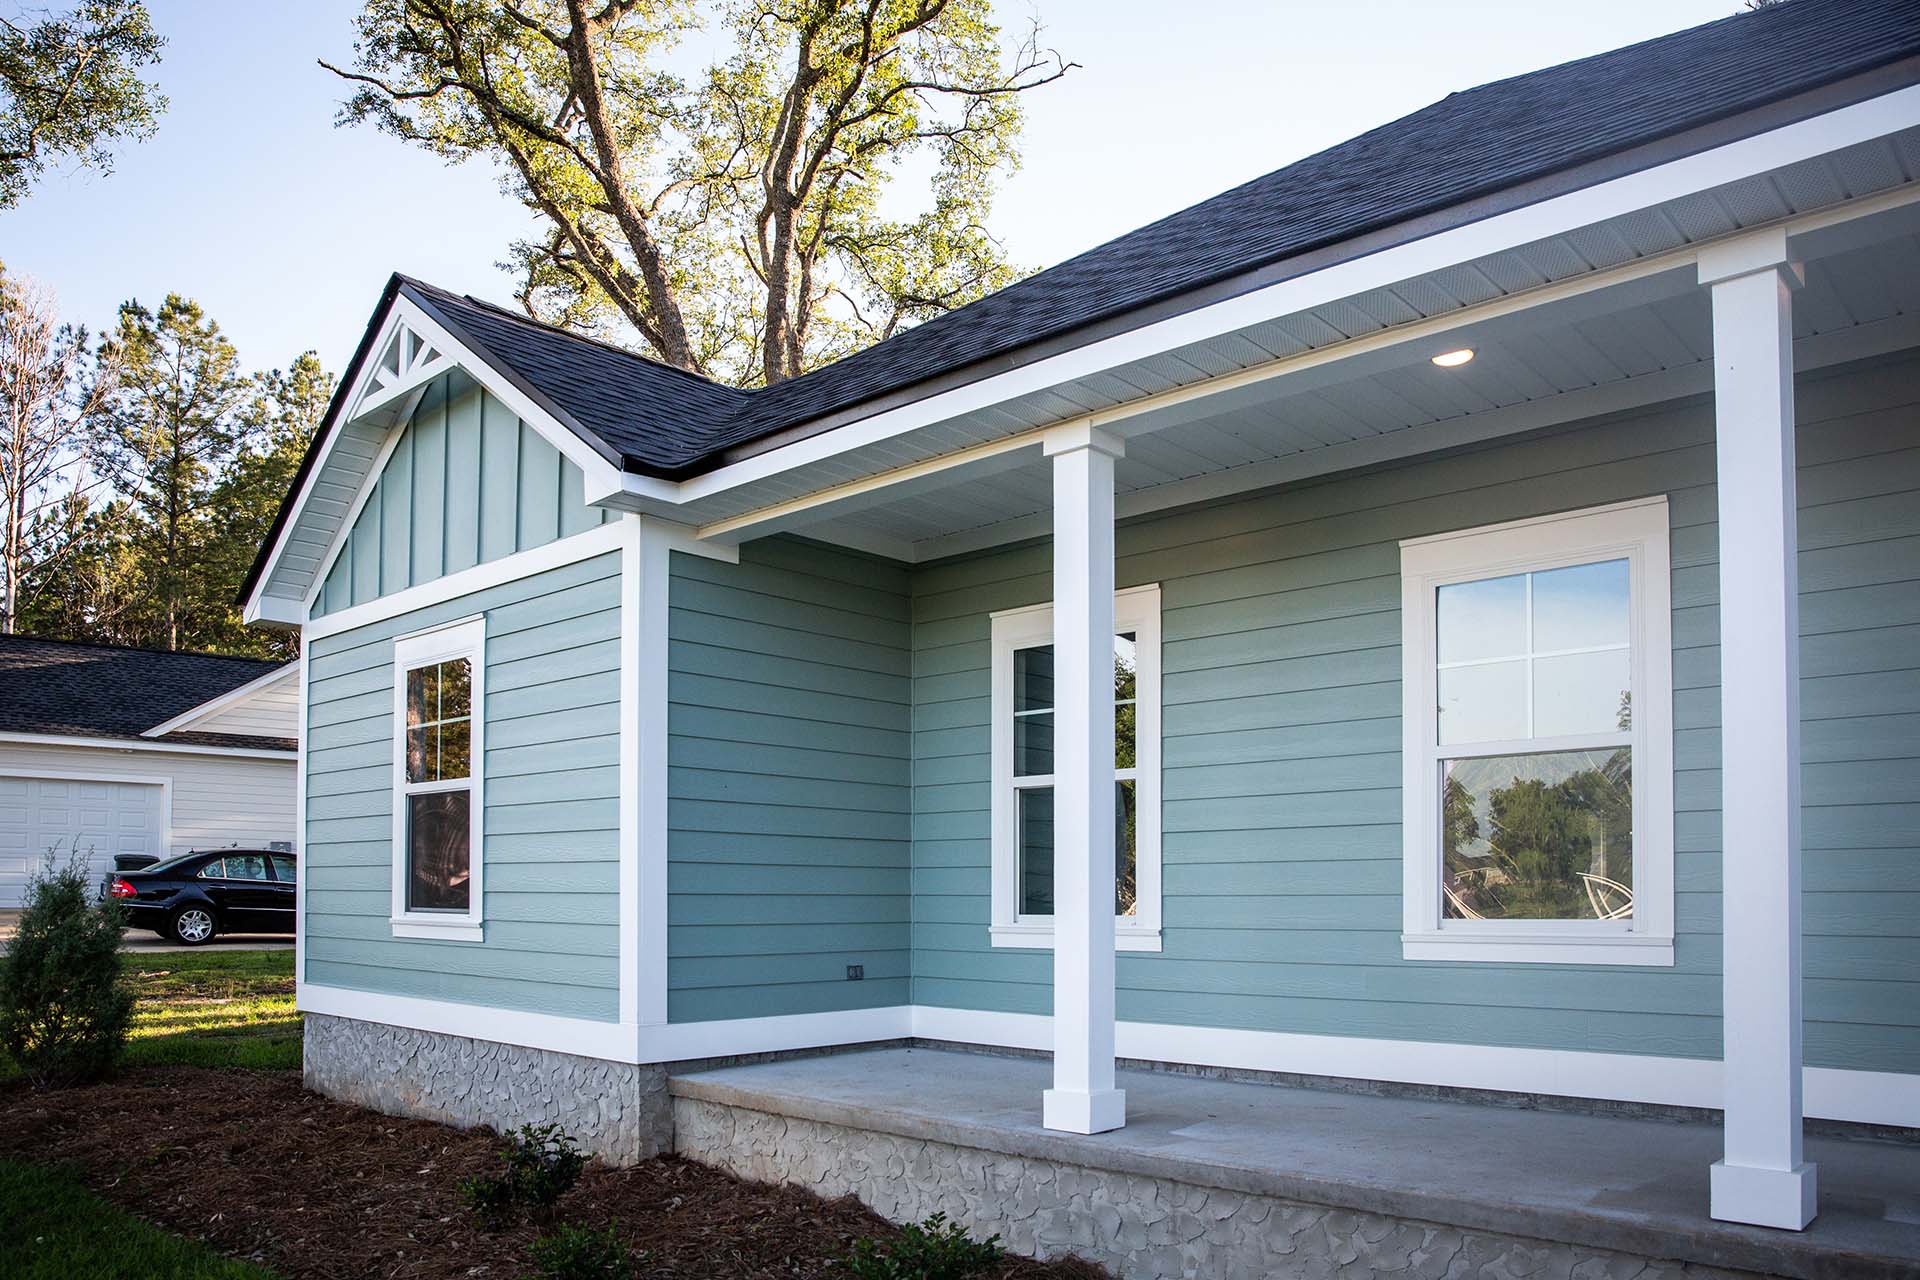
[0,636,299,907]
[245,0,1918,1256]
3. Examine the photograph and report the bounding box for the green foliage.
[463,1124,588,1228]
[0,850,135,1087]
[0,1,166,208]
[523,1223,632,1280]
[328,0,1070,385]
[844,1213,1002,1280]
[0,1158,275,1279]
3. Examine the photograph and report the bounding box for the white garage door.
[0,776,165,909]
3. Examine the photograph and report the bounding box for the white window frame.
[1399,497,1673,966]
[989,583,1162,952]
[390,615,486,941]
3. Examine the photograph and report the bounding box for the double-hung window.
[990,584,1162,951]
[1399,499,1673,965]
[390,617,485,941]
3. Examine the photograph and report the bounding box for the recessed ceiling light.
[1430,348,1475,368]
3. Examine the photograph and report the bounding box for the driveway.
[0,908,291,955]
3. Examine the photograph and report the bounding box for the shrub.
[523,1223,631,1280]
[462,1124,587,1228]
[845,1212,1003,1280]
[0,849,134,1087]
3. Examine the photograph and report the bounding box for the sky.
[0,0,1740,378]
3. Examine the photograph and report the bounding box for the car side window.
[269,856,296,882]
[197,858,226,879]
[224,854,270,881]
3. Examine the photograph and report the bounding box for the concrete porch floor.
[671,1047,1920,1279]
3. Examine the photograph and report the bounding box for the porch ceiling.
[788,216,1920,562]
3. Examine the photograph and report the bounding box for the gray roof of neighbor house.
[396,0,1920,479]
[0,635,295,753]
[243,0,1920,602]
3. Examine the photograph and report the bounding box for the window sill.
[390,917,484,943]
[990,923,1163,953]
[1402,932,1672,966]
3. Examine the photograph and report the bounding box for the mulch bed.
[0,1067,1104,1279]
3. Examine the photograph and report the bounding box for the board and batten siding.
[313,374,612,618]
[304,551,623,1021]
[910,350,1920,1076]
[667,537,912,1023]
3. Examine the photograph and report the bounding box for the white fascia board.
[0,731,294,760]
[252,295,631,615]
[141,663,300,740]
[244,595,306,629]
[641,84,1920,514]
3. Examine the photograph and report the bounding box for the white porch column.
[1700,228,1816,1231]
[1042,423,1126,1135]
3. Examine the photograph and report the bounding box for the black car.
[104,849,297,945]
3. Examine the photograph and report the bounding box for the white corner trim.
[304,520,626,641]
[0,731,293,761]
[633,520,673,1027]
[294,632,310,987]
[1398,496,1674,963]
[142,663,301,739]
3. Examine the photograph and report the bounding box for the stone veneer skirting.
[671,1095,1760,1280]
[303,1012,670,1164]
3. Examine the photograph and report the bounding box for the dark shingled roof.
[0,635,295,752]
[399,0,1920,479]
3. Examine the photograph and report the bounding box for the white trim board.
[287,987,1919,1127]
[0,731,293,761]
[141,664,300,740]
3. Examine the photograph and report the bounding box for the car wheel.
[170,905,217,946]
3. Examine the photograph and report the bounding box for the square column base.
[1043,1087,1126,1134]
[1710,1160,1818,1230]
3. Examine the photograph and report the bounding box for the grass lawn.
[0,1158,276,1279]
[0,949,298,1083]
[122,950,299,1071]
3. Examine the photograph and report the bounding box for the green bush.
[523,1223,631,1280]
[0,850,134,1087]
[462,1124,588,1228]
[845,1213,1003,1280]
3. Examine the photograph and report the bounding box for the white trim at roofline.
[0,731,293,761]
[249,294,630,622]
[287,986,1919,1127]
[0,767,175,865]
[302,515,736,642]
[636,84,1920,516]
[141,663,300,740]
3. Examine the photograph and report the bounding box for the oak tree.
[325,0,1070,385]
[0,0,165,207]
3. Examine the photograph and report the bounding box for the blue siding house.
[247,0,1920,1262]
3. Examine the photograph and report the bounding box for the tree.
[0,263,116,634]
[200,352,335,657]
[94,295,251,651]
[325,0,1071,386]
[0,1,165,208]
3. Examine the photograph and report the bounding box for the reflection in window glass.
[1017,786,1053,915]
[406,658,473,784]
[223,854,269,882]
[408,791,471,911]
[1442,749,1633,921]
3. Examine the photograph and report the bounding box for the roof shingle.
[0,635,293,750]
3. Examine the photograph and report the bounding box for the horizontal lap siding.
[313,376,611,617]
[911,351,1920,1073]
[304,552,622,1021]
[668,538,912,1022]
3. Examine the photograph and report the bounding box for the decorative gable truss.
[354,320,455,424]
[245,293,628,628]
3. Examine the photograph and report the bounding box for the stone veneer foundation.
[671,1096,1761,1280]
[303,1012,671,1164]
